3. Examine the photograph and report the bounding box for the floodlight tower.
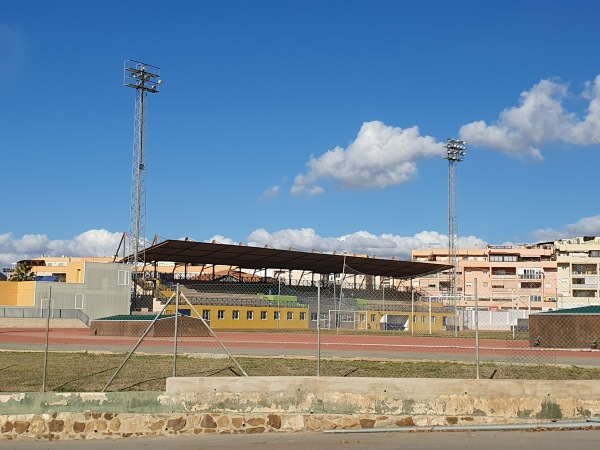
[123,60,162,287]
[444,138,466,300]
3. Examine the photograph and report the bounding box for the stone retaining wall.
[2,377,600,441]
[0,411,494,440]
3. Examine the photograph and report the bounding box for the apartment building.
[410,243,557,310]
[555,236,600,306]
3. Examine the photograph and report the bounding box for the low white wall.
[167,376,600,421]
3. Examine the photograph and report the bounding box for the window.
[300,312,306,321]
[371,314,376,322]
[431,316,436,324]
[232,310,240,320]
[274,311,280,320]
[490,255,517,262]
[443,316,448,326]
[412,315,416,323]
[339,313,353,322]
[360,314,366,323]
[202,309,210,321]
[261,311,267,320]
[421,316,426,324]
[247,310,254,320]
[117,270,130,285]
[217,310,225,320]
[75,293,84,309]
[287,311,293,320]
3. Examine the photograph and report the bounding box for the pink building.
[410,243,557,311]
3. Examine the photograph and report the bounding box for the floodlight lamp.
[157,79,163,84]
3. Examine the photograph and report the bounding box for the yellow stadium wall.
[164,304,310,330]
[0,281,36,306]
[356,308,450,332]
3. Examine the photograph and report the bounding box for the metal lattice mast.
[124,60,162,285]
[444,138,466,299]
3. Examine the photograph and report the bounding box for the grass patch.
[1,351,598,393]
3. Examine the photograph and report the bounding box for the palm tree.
[10,262,35,281]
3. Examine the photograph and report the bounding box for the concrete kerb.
[2,377,600,440]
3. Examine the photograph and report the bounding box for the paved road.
[1,328,599,366]
[2,429,600,449]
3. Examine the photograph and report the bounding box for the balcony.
[572,291,597,298]
[518,274,542,280]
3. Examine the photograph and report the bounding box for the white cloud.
[260,185,281,200]
[47,230,123,257]
[247,228,487,260]
[207,235,239,245]
[534,215,600,241]
[0,230,122,267]
[460,76,600,159]
[291,121,444,196]
[570,76,600,145]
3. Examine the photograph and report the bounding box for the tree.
[10,262,35,281]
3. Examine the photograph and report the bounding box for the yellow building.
[164,303,310,330]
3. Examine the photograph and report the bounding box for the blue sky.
[2,0,600,268]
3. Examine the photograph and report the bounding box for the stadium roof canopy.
[136,240,452,279]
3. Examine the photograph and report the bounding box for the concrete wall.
[1,263,130,322]
[2,377,600,441]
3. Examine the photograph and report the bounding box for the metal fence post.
[173,283,180,377]
[411,286,414,336]
[475,278,480,380]
[317,283,321,377]
[42,286,52,392]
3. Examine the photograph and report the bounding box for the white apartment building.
[555,236,600,307]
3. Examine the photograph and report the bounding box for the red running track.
[1,328,599,362]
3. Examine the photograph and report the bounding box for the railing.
[0,307,90,325]
[517,274,542,280]
[572,284,598,289]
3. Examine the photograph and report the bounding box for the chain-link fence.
[2,271,600,393]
